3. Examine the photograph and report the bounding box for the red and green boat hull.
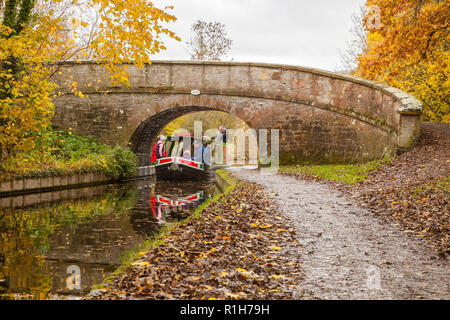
[154,157,209,180]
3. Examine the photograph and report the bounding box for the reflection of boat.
[156,195,174,206]
[154,192,203,208]
[154,135,210,181]
[150,192,204,224]
[175,192,203,206]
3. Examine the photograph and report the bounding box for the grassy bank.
[279,160,386,185]
[90,169,238,292]
[0,127,137,181]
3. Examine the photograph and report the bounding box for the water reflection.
[0,177,217,300]
[150,192,203,225]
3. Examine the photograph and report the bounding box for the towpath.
[233,169,450,299]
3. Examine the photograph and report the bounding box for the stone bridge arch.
[52,61,422,166]
[129,105,216,164]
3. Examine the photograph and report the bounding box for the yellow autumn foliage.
[1,0,180,161]
[357,0,449,122]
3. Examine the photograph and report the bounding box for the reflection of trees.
[0,179,216,299]
[0,219,52,299]
[0,186,136,299]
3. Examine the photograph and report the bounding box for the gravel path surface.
[233,169,450,300]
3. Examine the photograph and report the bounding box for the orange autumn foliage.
[356,0,449,122]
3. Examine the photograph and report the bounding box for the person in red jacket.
[150,135,167,163]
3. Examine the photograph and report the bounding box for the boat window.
[167,140,175,156]
[174,141,183,157]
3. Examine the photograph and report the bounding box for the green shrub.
[104,146,138,178]
[0,127,138,180]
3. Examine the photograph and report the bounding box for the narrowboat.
[154,134,211,180]
[154,156,208,180]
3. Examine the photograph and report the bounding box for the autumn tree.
[186,20,232,61]
[0,0,180,161]
[356,0,449,122]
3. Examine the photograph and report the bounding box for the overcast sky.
[150,0,365,71]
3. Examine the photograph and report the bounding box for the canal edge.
[0,166,156,199]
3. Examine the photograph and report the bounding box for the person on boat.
[151,135,167,163]
[154,135,167,160]
[193,140,202,162]
[221,127,228,163]
[215,126,228,164]
[201,136,212,166]
[192,137,211,165]
[182,149,191,160]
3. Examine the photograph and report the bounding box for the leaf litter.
[87,182,312,300]
[282,122,449,258]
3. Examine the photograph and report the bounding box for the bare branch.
[186,20,232,61]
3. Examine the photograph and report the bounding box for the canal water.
[0,176,218,300]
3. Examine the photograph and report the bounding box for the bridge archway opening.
[130,107,255,166]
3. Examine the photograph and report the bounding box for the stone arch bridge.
[52,61,422,166]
